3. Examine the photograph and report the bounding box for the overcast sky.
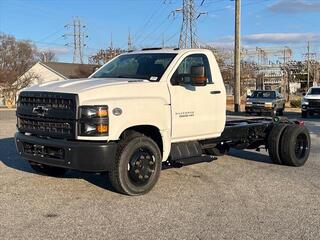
[0,0,319,62]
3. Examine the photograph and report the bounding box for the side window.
[171,54,212,85]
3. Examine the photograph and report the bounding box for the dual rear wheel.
[268,124,310,166]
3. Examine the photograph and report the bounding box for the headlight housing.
[264,102,273,108]
[301,98,309,105]
[78,106,108,136]
[246,101,253,105]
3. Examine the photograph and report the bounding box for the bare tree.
[89,47,125,65]
[36,50,57,62]
[0,34,37,104]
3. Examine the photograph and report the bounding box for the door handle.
[210,90,221,94]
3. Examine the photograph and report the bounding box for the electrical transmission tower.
[179,0,197,48]
[64,17,87,63]
[128,30,133,51]
[173,0,206,48]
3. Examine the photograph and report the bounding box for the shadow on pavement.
[0,137,115,192]
[228,149,273,164]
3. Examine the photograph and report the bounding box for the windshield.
[249,91,276,99]
[91,53,177,81]
[308,88,320,95]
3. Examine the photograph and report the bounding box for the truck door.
[168,53,223,141]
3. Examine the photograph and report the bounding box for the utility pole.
[64,17,87,64]
[110,32,113,49]
[303,41,316,89]
[307,41,310,90]
[234,0,241,112]
[162,34,165,48]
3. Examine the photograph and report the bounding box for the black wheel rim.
[128,147,156,186]
[294,133,309,159]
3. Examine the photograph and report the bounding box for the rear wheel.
[29,161,68,177]
[280,125,311,167]
[109,134,162,195]
[267,123,288,165]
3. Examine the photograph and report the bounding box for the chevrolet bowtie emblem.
[32,106,49,116]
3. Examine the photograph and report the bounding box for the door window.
[171,54,212,85]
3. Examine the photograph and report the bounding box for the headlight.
[301,98,309,105]
[265,102,273,108]
[78,106,108,136]
[246,101,253,105]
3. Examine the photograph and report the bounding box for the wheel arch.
[118,125,171,162]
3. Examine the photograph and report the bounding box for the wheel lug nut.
[138,175,143,180]
[135,161,140,166]
[144,175,149,179]
[135,169,140,174]
[140,155,145,160]
[146,155,151,160]
[149,161,154,165]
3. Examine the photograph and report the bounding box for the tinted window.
[309,88,320,95]
[171,54,212,85]
[250,91,276,99]
[92,53,177,81]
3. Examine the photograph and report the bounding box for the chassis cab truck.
[15,48,311,195]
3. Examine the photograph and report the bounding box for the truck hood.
[23,78,148,94]
[305,95,320,100]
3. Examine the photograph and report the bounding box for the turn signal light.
[96,124,108,133]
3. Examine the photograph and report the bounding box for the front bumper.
[245,106,273,113]
[15,132,118,172]
[301,105,320,112]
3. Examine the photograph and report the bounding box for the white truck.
[301,86,320,118]
[15,48,311,195]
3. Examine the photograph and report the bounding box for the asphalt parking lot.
[0,109,319,240]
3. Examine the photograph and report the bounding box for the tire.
[280,125,311,167]
[109,134,162,196]
[267,123,288,165]
[29,161,68,177]
[301,111,307,118]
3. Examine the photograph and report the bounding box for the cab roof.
[125,48,212,55]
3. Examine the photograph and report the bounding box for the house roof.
[40,62,99,79]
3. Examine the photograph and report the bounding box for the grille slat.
[19,96,73,110]
[309,100,320,108]
[18,118,72,135]
[17,92,77,139]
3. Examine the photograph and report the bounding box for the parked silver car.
[245,90,285,116]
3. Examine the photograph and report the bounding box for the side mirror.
[302,92,306,96]
[191,66,207,86]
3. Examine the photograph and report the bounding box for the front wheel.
[109,135,162,195]
[29,161,68,177]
